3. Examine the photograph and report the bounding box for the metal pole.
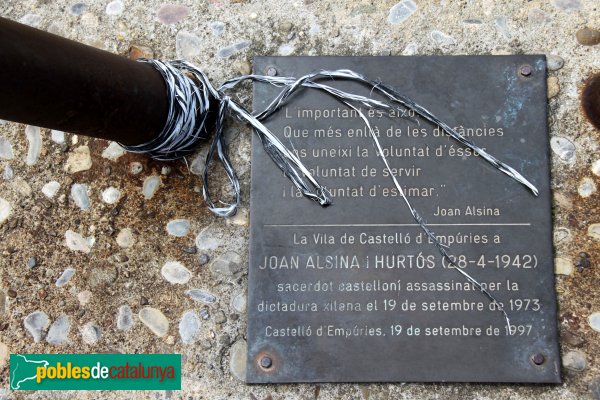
[582,73,600,130]
[0,17,169,145]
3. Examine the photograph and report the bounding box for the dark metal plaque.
[247,56,560,383]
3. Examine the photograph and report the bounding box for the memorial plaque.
[247,56,560,383]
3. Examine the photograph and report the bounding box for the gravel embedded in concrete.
[589,312,600,332]
[69,3,87,16]
[101,141,126,160]
[70,183,90,210]
[105,0,124,15]
[217,40,251,58]
[50,130,65,144]
[578,178,597,198]
[129,161,143,175]
[116,305,134,331]
[166,219,190,237]
[142,175,161,199]
[550,137,576,163]
[24,311,49,342]
[209,21,225,36]
[24,125,41,166]
[80,322,101,344]
[563,350,587,372]
[555,257,573,275]
[229,340,247,382]
[589,224,600,240]
[0,136,14,160]
[211,252,243,276]
[195,226,222,252]
[0,198,11,225]
[161,261,192,284]
[430,30,456,47]
[64,145,92,173]
[55,268,76,287]
[2,165,13,180]
[185,289,217,304]
[139,307,169,337]
[231,292,247,314]
[116,228,134,248]
[157,3,189,24]
[388,0,416,25]
[46,315,70,345]
[176,31,202,60]
[179,310,200,344]
[65,230,95,253]
[42,181,60,198]
[547,55,564,71]
[101,186,121,204]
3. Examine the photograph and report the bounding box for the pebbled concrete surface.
[0,0,599,399]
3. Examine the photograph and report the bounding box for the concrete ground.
[1,0,599,399]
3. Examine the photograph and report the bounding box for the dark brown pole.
[582,73,600,130]
[0,17,168,145]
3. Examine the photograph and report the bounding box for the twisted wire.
[120,59,541,328]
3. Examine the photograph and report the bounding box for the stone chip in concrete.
[139,307,169,337]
